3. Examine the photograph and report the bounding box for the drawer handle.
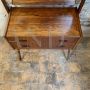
[8,41,15,42]
[58,39,67,48]
[59,40,68,42]
[22,44,28,47]
[59,45,65,48]
[19,40,27,42]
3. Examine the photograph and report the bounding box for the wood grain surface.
[13,0,75,5]
[7,8,81,37]
[6,8,82,49]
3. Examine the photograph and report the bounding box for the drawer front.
[6,37,15,42]
[7,37,28,49]
[6,37,79,49]
[52,37,78,49]
[41,37,49,49]
[8,42,18,49]
[7,37,42,49]
[18,38,29,49]
[27,37,42,49]
[20,37,49,49]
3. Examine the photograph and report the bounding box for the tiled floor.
[0,37,90,90]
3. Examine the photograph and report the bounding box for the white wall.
[80,0,90,37]
[0,0,10,37]
[6,0,12,4]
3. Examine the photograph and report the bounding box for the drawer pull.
[59,40,68,42]
[8,41,15,43]
[19,40,27,42]
[59,45,65,48]
[58,39,67,48]
[22,44,28,47]
[60,45,64,48]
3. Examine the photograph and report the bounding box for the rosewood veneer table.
[1,0,86,60]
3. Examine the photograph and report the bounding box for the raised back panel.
[12,0,77,6]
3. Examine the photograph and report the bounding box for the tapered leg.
[62,47,77,60]
[66,49,71,60]
[17,49,22,61]
[62,49,71,60]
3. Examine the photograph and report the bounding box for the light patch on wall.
[0,0,9,37]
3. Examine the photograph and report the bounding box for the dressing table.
[1,0,86,60]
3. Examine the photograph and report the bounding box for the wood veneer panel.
[6,8,81,37]
[6,8,82,49]
[13,0,75,5]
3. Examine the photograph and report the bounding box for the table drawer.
[52,37,78,49]
[7,36,79,49]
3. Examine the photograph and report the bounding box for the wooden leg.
[66,49,71,60]
[62,47,77,61]
[17,49,22,61]
[62,49,71,60]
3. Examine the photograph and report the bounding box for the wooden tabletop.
[6,8,81,37]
